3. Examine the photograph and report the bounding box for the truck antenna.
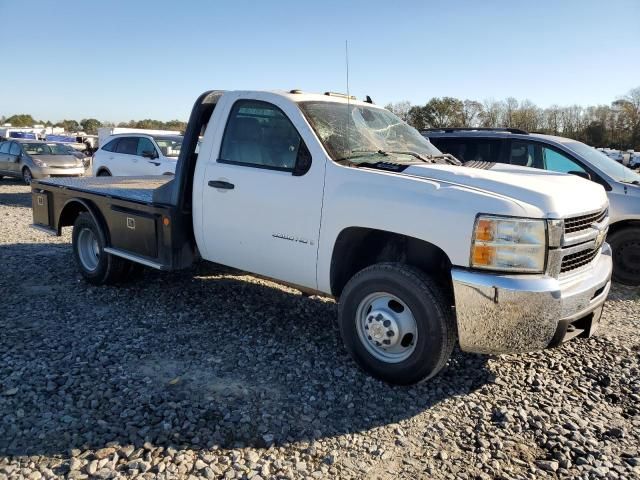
[345,40,350,156]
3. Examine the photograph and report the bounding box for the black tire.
[338,262,456,385]
[608,227,640,286]
[22,167,33,185]
[72,212,127,285]
[97,169,111,177]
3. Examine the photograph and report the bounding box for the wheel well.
[96,167,111,175]
[58,200,109,241]
[608,220,640,237]
[330,227,453,300]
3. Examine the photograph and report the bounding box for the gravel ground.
[0,179,639,480]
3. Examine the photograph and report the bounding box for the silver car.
[0,139,86,185]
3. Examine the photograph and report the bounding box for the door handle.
[148,161,161,166]
[208,180,234,190]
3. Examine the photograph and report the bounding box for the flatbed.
[32,174,195,271]
[36,176,173,204]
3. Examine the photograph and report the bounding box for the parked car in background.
[629,153,640,170]
[97,127,181,148]
[0,139,85,184]
[605,149,625,163]
[423,128,640,285]
[92,134,182,176]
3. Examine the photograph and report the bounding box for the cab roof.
[230,89,380,108]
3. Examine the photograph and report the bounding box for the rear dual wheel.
[338,263,456,385]
[72,212,144,285]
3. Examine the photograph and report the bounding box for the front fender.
[316,164,527,293]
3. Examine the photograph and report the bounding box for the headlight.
[470,215,547,273]
[33,158,47,167]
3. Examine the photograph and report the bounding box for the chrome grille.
[564,208,607,234]
[560,246,600,273]
[548,207,609,278]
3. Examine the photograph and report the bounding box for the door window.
[9,142,21,155]
[431,138,501,163]
[136,137,156,157]
[102,138,119,152]
[220,100,304,171]
[542,146,586,174]
[115,137,138,155]
[509,141,543,168]
[0,142,10,154]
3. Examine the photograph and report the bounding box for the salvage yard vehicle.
[0,139,85,185]
[31,90,612,385]
[423,128,640,286]
[92,133,183,176]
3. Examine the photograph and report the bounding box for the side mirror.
[292,142,312,177]
[568,170,591,180]
[142,150,158,159]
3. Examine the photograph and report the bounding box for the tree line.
[385,86,640,150]
[3,86,639,149]
[0,115,187,135]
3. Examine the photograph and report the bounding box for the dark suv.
[423,128,640,285]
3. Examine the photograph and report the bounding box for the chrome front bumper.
[451,243,612,354]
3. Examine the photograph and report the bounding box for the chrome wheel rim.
[77,228,100,272]
[355,292,418,363]
[23,169,32,185]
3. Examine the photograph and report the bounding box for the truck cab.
[31,90,613,384]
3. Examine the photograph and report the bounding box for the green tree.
[80,118,102,135]
[5,114,35,126]
[55,119,81,132]
[164,120,188,132]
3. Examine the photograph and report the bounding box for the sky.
[1,0,638,123]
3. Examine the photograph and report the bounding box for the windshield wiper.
[385,151,434,163]
[621,179,640,185]
[427,153,462,166]
[334,150,388,163]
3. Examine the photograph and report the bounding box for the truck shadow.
[0,180,31,207]
[0,243,494,460]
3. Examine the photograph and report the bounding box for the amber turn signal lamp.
[472,245,495,266]
[475,219,494,242]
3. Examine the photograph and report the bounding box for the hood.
[402,162,608,218]
[32,154,82,167]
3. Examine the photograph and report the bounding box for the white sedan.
[92,134,182,176]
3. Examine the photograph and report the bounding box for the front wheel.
[608,227,640,286]
[22,168,33,185]
[338,263,456,385]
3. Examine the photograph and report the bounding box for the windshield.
[299,101,443,164]
[565,141,640,184]
[22,143,71,155]
[154,136,182,157]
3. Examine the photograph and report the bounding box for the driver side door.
[198,95,326,289]
[7,142,23,175]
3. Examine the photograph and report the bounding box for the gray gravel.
[0,179,639,479]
